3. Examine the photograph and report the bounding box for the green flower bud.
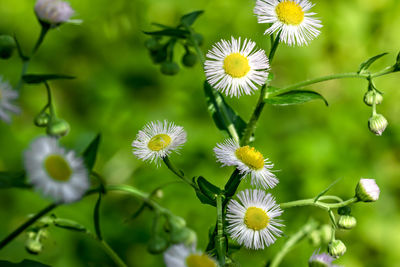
[145,38,162,52]
[364,90,383,106]
[34,112,50,127]
[170,227,197,246]
[338,206,351,216]
[46,118,70,137]
[150,47,168,64]
[0,35,16,59]
[368,113,388,136]
[25,239,42,255]
[308,229,321,247]
[160,61,180,75]
[328,240,346,258]
[182,52,198,67]
[319,224,332,245]
[147,234,169,254]
[337,215,357,230]
[355,178,380,202]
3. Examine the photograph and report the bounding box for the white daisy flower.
[132,120,187,165]
[24,136,89,204]
[204,37,270,97]
[35,0,74,26]
[0,77,20,123]
[214,138,278,189]
[226,189,284,250]
[254,0,322,46]
[164,243,218,267]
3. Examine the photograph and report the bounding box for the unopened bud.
[0,35,16,59]
[145,38,162,52]
[160,61,180,76]
[147,234,169,254]
[368,113,388,136]
[170,227,197,246]
[356,178,380,202]
[308,229,321,247]
[25,239,42,254]
[364,90,383,106]
[337,215,357,230]
[328,240,346,258]
[182,52,197,67]
[319,224,332,244]
[46,118,70,137]
[34,112,50,127]
[35,0,74,27]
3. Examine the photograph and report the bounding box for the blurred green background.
[1,0,400,266]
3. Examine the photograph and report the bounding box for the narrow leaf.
[180,10,204,26]
[197,176,221,199]
[195,189,216,206]
[22,74,75,84]
[0,171,30,189]
[358,52,388,73]
[265,90,328,106]
[204,81,247,139]
[53,218,87,232]
[82,134,101,171]
[93,192,102,240]
[223,169,242,199]
[143,29,189,39]
[314,178,341,202]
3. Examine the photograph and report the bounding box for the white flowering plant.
[0,0,398,266]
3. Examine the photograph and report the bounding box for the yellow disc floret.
[275,1,304,25]
[223,53,251,78]
[186,254,217,267]
[148,134,172,151]
[44,154,72,182]
[244,207,270,230]
[235,146,264,170]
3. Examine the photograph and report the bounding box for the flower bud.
[355,178,380,202]
[309,251,337,267]
[337,206,351,216]
[328,240,346,258]
[368,113,388,136]
[160,61,180,76]
[170,227,197,246]
[46,118,70,137]
[25,239,42,254]
[0,35,16,59]
[145,38,162,52]
[364,90,383,106]
[150,48,168,64]
[319,224,332,245]
[308,229,321,247]
[337,215,357,230]
[182,52,198,67]
[35,0,74,27]
[147,234,169,254]
[34,112,50,127]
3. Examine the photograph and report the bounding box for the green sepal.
[358,52,388,73]
[265,90,328,106]
[180,10,204,26]
[82,134,101,171]
[204,81,247,139]
[0,171,31,189]
[22,74,75,84]
[143,29,190,39]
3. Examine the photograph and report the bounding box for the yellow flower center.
[235,146,264,170]
[223,53,251,78]
[244,207,270,230]
[186,254,217,267]
[44,155,72,182]
[147,134,171,151]
[275,1,304,25]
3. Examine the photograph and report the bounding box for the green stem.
[163,157,197,189]
[44,82,56,119]
[99,239,128,267]
[215,195,226,267]
[280,197,358,211]
[184,25,205,65]
[32,25,50,55]
[15,61,29,91]
[269,220,319,267]
[0,203,58,250]
[318,195,343,203]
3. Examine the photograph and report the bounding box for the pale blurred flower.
[35,0,74,26]
[0,77,20,123]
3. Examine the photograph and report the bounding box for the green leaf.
[93,191,103,240]
[53,218,87,232]
[195,189,216,206]
[180,10,204,26]
[0,171,30,189]
[143,29,189,39]
[395,51,400,71]
[204,81,247,139]
[22,74,75,84]
[265,90,328,106]
[197,176,221,199]
[223,169,242,199]
[0,260,50,267]
[314,178,341,202]
[358,52,388,73]
[82,134,101,171]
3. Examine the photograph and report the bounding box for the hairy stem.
[216,195,226,266]
[163,157,198,189]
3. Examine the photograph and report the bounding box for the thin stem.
[184,25,205,65]
[15,61,29,91]
[318,195,343,203]
[44,82,56,118]
[163,157,197,189]
[269,220,318,267]
[0,203,58,250]
[280,197,358,211]
[32,25,50,55]
[215,195,226,267]
[99,239,128,267]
